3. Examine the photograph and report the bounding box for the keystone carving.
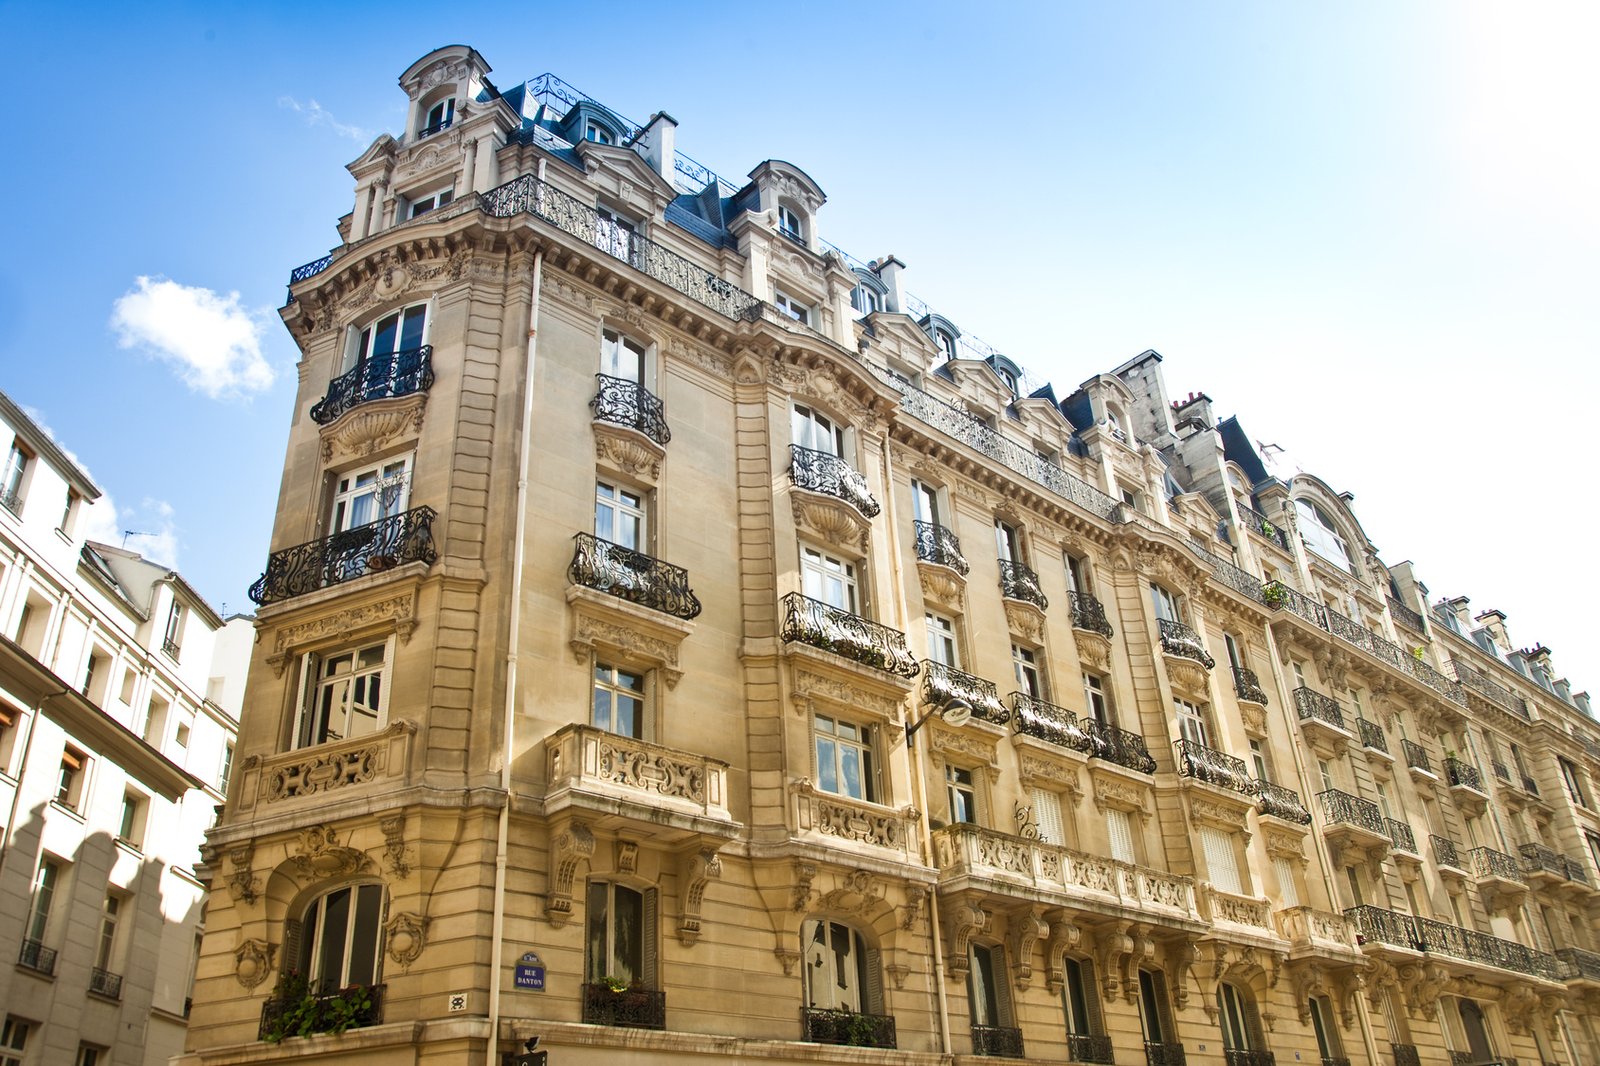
[226,843,260,904]
[381,815,410,877]
[290,824,371,880]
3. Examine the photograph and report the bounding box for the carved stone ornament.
[384,911,429,971]
[1044,916,1083,995]
[791,493,869,553]
[916,561,966,612]
[1164,654,1210,696]
[594,421,664,485]
[1004,600,1046,643]
[1015,753,1085,801]
[1091,772,1150,817]
[319,393,427,463]
[227,843,260,904]
[774,948,801,976]
[234,938,276,990]
[615,840,639,876]
[790,667,904,723]
[1011,907,1049,989]
[791,861,818,913]
[817,869,888,919]
[1263,827,1308,862]
[546,821,596,927]
[567,585,692,688]
[381,815,410,877]
[267,592,418,676]
[900,885,927,931]
[664,335,732,381]
[678,847,723,946]
[1239,702,1268,737]
[1189,794,1255,838]
[291,824,372,880]
[772,359,870,430]
[929,726,1000,768]
[944,899,989,978]
[1074,629,1112,671]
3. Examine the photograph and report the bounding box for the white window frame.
[345,301,431,373]
[423,97,455,133]
[1084,674,1111,725]
[791,404,844,456]
[775,290,813,326]
[925,612,959,667]
[406,186,455,219]
[1175,697,1209,747]
[94,891,124,972]
[1149,582,1180,623]
[1012,644,1043,699]
[1107,807,1137,863]
[117,791,148,848]
[1199,824,1244,895]
[1220,983,1256,1050]
[1,1017,28,1066]
[594,205,638,259]
[298,883,386,992]
[994,520,1022,564]
[777,204,805,243]
[1295,499,1354,572]
[330,455,414,534]
[592,662,646,740]
[595,480,647,551]
[911,480,941,525]
[56,748,87,811]
[26,857,61,944]
[1030,786,1067,846]
[946,763,979,825]
[801,919,875,1013]
[294,638,394,749]
[801,545,857,613]
[585,121,614,144]
[1,439,30,512]
[585,880,654,988]
[815,713,878,803]
[600,328,648,384]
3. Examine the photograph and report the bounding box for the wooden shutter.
[642,887,658,988]
[280,918,304,980]
[1107,809,1135,863]
[992,946,1016,1026]
[865,944,884,1015]
[1200,826,1243,895]
[1274,857,1301,907]
[1078,957,1106,1036]
[0,702,17,728]
[1031,788,1065,846]
[61,747,84,771]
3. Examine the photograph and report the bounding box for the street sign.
[513,951,545,991]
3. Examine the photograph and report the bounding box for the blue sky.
[1,3,1595,689]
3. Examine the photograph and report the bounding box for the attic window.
[933,330,956,361]
[420,99,455,138]
[586,122,614,145]
[775,290,812,327]
[408,187,455,219]
[777,204,806,245]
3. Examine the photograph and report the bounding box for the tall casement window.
[1,1018,28,1066]
[777,204,806,244]
[93,892,124,975]
[1149,582,1180,623]
[1065,553,1091,595]
[291,884,385,993]
[1083,674,1112,725]
[994,520,1022,564]
[595,205,638,259]
[407,186,454,218]
[912,480,940,524]
[1175,697,1209,746]
[1012,644,1043,699]
[1106,807,1137,864]
[1273,855,1302,907]
[331,456,413,534]
[1223,633,1243,672]
[1,438,31,513]
[1219,982,1264,1055]
[801,920,881,1014]
[163,600,184,659]
[947,764,979,824]
[1138,970,1175,1050]
[26,858,60,945]
[593,664,645,739]
[1029,786,1067,846]
[586,881,656,988]
[1309,996,1343,1061]
[967,943,1014,1030]
[792,404,844,456]
[775,290,813,326]
[815,714,877,802]
[601,329,647,384]
[1061,957,1105,1051]
[1295,499,1354,572]
[1199,825,1244,895]
[296,641,390,748]
[347,303,428,375]
[1559,758,1591,808]
[421,96,454,135]
[926,612,959,666]
[596,481,646,550]
[56,748,86,809]
[802,546,857,612]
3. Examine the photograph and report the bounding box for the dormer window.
[1294,499,1354,573]
[996,366,1018,393]
[421,99,454,138]
[777,204,806,245]
[851,286,880,315]
[775,290,812,327]
[934,330,956,360]
[586,121,614,144]
[408,187,454,219]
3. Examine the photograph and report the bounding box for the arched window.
[290,883,385,993]
[1294,499,1354,572]
[1219,982,1266,1056]
[801,919,880,1014]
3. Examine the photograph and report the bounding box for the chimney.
[874,255,906,315]
[633,112,678,184]
[1474,609,1509,651]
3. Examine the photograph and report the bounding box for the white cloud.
[124,498,181,569]
[111,277,275,399]
[278,96,371,143]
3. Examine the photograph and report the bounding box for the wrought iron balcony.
[1520,774,1540,797]
[1356,717,1389,754]
[1186,538,1267,603]
[592,374,670,446]
[310,345,435,424]
[1470,847,1524,884]
[1318,788,1386,837]
[1491,760,1511,782]
[1295,687,1346,730]
[922,661,1009,725]
[1233,666,1268,704]
[248,506,438,605]
[1402,739,1433,774]
[1388,596,1425,633]
[1067,1033,1115,1064]
[581,983,666,1029]
[1432,835,1465,871]
[1413,915,1567,981]
[1146,1042,1188,1066]
[259,982,385,1041]
[1224,1051,1275,1066]
[971,1024,1024,1058]
[569,533,702,620]
[417,116,453,138]
[18,937,56,975]
[913,519,968,574]
[780,592,918,678]
[1518,842,1578,883]
[1158,619,1214,667]
[480,174,763,321]
[1557,946,1600,982]
[1445,757,1484,792]
[1011,693,1094,755]
[800,1007,897,1048]
[284,253,334,301]
[1239,505,1289,550]
[1084,719,1158,774]
[1448,659,1530,719]
[1257,781,1312,824]
[1069,591,1113,638]
[1175,738,1256,797]
[790,445,879,518]
[998,559,1048,610]
[1346,904,1421,950]
[89,966,123,999]
[161,637,181,660]
[1391,1044,1421,1066]
[1384,818,1416,854]
[0,488,19,514]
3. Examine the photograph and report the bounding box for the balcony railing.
[1187,538,1267,603]
[1402,739,1433,774]
[1445,757,1484,792]
[922,662,1009,725]
[1084,719,1159,774]
[971,1024,1024,1058]
[17,937,56,975]
[998,560,1048,610]
[913,520,968,575]
[1470,847,1524,883]
[790,445,879,518]
[161,637,182,660]
[1387,818,1417,854]
[799,1007,897,1049]
[1447,660,1530,720]
[1557,946,1600,982]
[89,966,123,999]
[1295,687,1346,730]
[1432,835,1464,871]
[1319,789,1386,836]
[247,506,438,605]
[1520,774,1540,797]
[1233,666,1268,704]
[780,592,918,678]
[1321,1058,1352,1066]
[284,253,334,301]
[1413,914,1567,981]
[1239,505,1289,549]
[546,724,731,822]
[1069,591,1113,638]
[1146,1043,1188,1066]
[1518,842,1582,883]
[1067,1033,1115,1064]
[569,533,702,620]
[1175,738,1256,797]
[1224,1051,1275,1066]
[592,374,671,446]
[1491,760,1511,782]
[417,117,453,138]
[1388,596,1426,634]
[581,983,666,1029]
[310,345,435,424]
[1158,619,1214,667]
[1347,904,1422,949]
[1012,693,1095,755]
[259,982,385,1041]
[1391,1045,1421,1066]
[1356,717,1389,754]
[1257,781,1313,825]
[480,174,763,321]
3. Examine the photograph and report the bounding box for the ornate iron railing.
[581,983,666,1029]
[569,533,702,620]
[310,345,435,424]
[1445,757,1484,792]
[1355,717,1388,753]
[790,445,879,518]
[1447,660,1530,719]
[162,636,181,660]
[1187,539,1266,603]
[1067,1033,1115,1064]
[0,488,19,514]
[1413,915,1568,981]
[1391,1044,1421,1066]
[1318,789,1386,836]
[1491,760,1511,782]
[1295,687,1345,730]
[285,253,334,301]
[1402,739,1433,774]
[971,1024,1024,1059]
[1158,619,1214,667]
[89,966,123,999]
[1085,720,1158,774]
[1238,505,1289,549]
[259,983,385,1041]
[913,520,968,575]
[1233,666,1268,704]
[799,1007,897,1048]
[1520,774,1540,797]
[1175,738,1256,796]
[998,559,1048,610]
[18,937,56,975]
[480,174,763,320]
[1321,1057,1352,1066]
[1432,835,1464,870]
[1257,781,1312,824]
[248,506,438,605]
[417,117,453,138]
[780,592,918,678]
[1557,946,1600,981]
[1012,693,1094,754]
[1388,596,1425,633]
[1224,1051,1275,1066]
[1146,1042,1188,1066]
[1518,842,1576,882]
[922,661,1009,725]
[1346,904,1421,949]
[1387,818,1417,853]
[1470,847,1524,882]
[1069,591,1113,637]
[591,374,670,446]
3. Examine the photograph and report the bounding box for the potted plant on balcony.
[262,972,376,1043]
[1262,582,1289,609]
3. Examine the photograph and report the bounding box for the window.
[1345,865,1364,907]
[593,664,644,739]
[1295,499,1354,572]
[56,748,86,810]
[143,695,169,745]
[585,121,613,144]
[1106,807,1136,863]
[586,881,655,988]
[792,404,844,456]
[331,456,412,534]
[994,521,1022,564]
[1137,970,1173,1046]
[1223,633,1242,672]
[81,649,106,699]
[26,859,60,950]
[294,883,385,993]
[422,97,454,135]
[1309,997,1342,1059]
[59,489,81,535]
[801,919,877,1013]
[1199,825,1243,895]
[118,792,147,848]
[174,715,191,749]
[77,1045,106,1066]
[595,481,646,550]
[815,714,877,802]
[1012,645,1043,699]
[118,668,137,706]
[1175,697,1209,746]
[1219,983,1260,1051]
[1061,957,1101,1040]
[296,641,389,748]
[851,284,881,316]
[94,893,123,973]
[0,703,17,776]
[601,329,646,384]
[407,186,454,218]
[801,546,857,612]
[947,765,979,824]
[1149,582,1179,623]
[1083,674,1111,725]
[1120,486,1141,514]
[933,328,956,361]
[1,439,30,512]
[912,480,941,525]
[162,599,184,658]
[775,290,812,327]
[349,303,428,373]
[1,1018,27,1066]
[1586,832,1600,875]
[1065,553,1090,595]
[595,205,636,258]
[1249,740,1273,782]
[220,743,235,793]
[967,943,1012,1028]
[926,612,959,667]
[1559,758,1591,808]
[1030,787,1067,846]
[1273,856,1301,907]
[777,204,805,243]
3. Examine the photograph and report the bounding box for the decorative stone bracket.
[677,847,723,946]
[567,585,692,688]
[1010,907,1049,989]
[546,821,596,927]
[944,898,989,979]
[1044,914,1083,995]
[227,842,260,904]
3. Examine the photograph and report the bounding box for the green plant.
[599,974,630,993]
[843,1010,880,1047]
[262,973,375,1044]
[1262,582,1289,609]
[1260,520,1276,537]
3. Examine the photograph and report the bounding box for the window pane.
[586,882,608,981]
[347,884,383,987]
[614,885,643,985]
[317,888,351,990]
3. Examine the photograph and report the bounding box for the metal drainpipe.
[487,155,546,1059]
[878,429,952,1056]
